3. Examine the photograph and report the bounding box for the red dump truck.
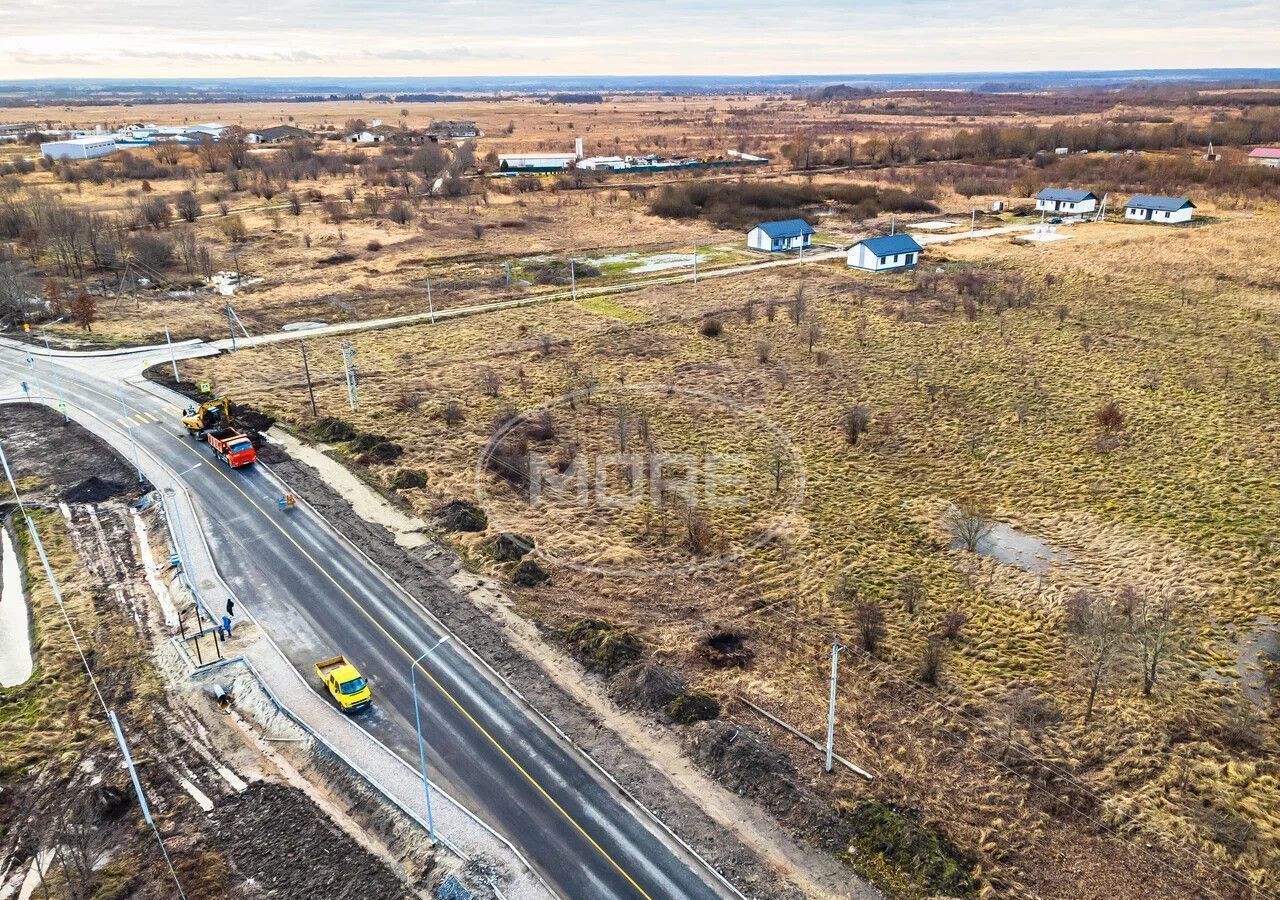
[207,428,257,468]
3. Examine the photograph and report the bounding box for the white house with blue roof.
[1035,188,1099,215]
[847,234,924,272]
[747,219,815,252]
[1124,195,1195,224]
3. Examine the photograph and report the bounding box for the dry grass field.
[178,205,1280,898]
[5,90,1280,898]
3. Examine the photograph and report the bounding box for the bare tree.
[919,635,945,684]
[853,598,886,654]
[897,573,924,614]
[1136,587,1177,696]
[840,404,871,445]
[946,501,992,552]
[1070,593,1124,723]
[175,190,202,223]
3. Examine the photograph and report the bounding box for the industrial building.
[1124,195,1195,224]
[1035,188,1099,215]
[847,234,923,272]
[747,219,814,253]
[40,136,118,160]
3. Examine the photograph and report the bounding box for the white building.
[1034,188,1098,216]
[40,136,118,160]
[498,152,579,171]
[747,219,814,252]
[847,234,923,272]
[1124,195,1195,224]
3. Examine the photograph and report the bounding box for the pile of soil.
[610,662,687,715]
[684,720,853,853]
[208,782,415,899]
[62,475,132,503]
[434,499,488,533]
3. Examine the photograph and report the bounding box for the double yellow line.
[70,376,656,900]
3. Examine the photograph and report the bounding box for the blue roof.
[857,234,923,257]
[753,219,815,238]
[1126,194,1195,211]
[1036,187,1097,203]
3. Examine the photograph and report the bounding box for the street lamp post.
[409,635,450,842]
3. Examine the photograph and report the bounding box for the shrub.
[668,692,721,724]
[847,801,975,897]
[699,318,723,338]
[365,239,383,252]
[390,468,427,490]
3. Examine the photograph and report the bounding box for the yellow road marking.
[69,380,656,900]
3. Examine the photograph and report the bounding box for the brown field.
[4,91,1280,899]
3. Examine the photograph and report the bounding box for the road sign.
[198,381,211,393]
[56,401,67,412]
[22,323,30,332]
[24,356,33,369]
[20,381,29,396]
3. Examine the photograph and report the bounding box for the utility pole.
[890,215,896,236]
[225,304,238,351]
[824,639,844,774]
[569,257,577,301]
[692,243,698,284]
[164,324,180,383]
[299,342,318,418]
[409,636,450,843]
[340,341,359,410]
[116,382,145,484]
[41,330,68,424]
[425,275,435,324]
[970,207,976,233]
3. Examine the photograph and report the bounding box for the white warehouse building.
[40,136,118,160]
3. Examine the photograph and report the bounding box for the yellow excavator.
[181,397,233,439]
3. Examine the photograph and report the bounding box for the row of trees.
[779,110,1280,169]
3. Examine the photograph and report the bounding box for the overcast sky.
[3,0,1278,79]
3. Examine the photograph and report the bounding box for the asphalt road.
[0,341,731,900]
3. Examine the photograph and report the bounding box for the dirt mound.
[686,720,854,853]
[434,499,488,533]
[235,407,276,433]
[62,475,132,503]
[610,662,687,714]
[491,531,534,562]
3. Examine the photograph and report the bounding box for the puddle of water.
[0,525,34,688]
[950,513,1069,574]
[1206,615,1278,709]
[585,251,710,274]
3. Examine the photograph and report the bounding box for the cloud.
[361,47,515,62]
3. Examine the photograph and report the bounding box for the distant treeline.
[783,111,1280,168]
[545,93,605,104]
[649,181,935,229]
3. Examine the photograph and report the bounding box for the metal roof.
[1248,147,1280,158]
[1126,194,1195,211]
[856,234,923,257]
[1036,187,1097,203]
[753,219,815,238]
